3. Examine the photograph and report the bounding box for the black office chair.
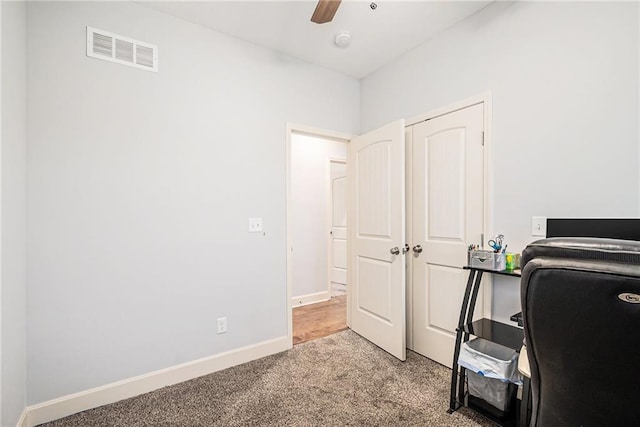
[520,237,640,426]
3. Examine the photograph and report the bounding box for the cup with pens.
[468,234,509,271]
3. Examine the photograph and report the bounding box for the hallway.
[292,295,347,345]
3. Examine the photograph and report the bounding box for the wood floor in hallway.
[292,295,347,345]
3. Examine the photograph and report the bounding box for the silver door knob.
[390,247,400,255]
[413,245,423,254]
[402,244,410,254]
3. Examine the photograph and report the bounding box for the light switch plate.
[217,317,227,334]
[248,218,262,233]
[532,216,547,236]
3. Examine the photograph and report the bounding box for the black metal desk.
[447,266,524,426]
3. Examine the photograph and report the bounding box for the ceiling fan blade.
[311,0,342,24]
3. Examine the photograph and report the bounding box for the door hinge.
[481,131,485,146]
[480,234,484,248]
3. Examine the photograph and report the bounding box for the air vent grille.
[115,39,134,63]
[93,33,113,57]
[136,45,154,68]
[86,26,158,72]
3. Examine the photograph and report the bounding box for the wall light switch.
[248,218,262,233]
[532,217,547,237]
[217,317,227,334]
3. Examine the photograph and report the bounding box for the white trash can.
[458,338,522,412]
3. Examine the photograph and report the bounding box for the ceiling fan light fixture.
[334,31,351,48]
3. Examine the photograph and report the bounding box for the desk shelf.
[448,266,526,427]
[463,266,522,277]
[462,318,523,351]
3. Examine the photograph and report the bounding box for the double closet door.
[348,103,485,367]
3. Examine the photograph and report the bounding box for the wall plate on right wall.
[531,217,547,237]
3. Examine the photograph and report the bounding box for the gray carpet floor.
[40,330,493,426]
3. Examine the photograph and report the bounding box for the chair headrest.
[521,237,640,270]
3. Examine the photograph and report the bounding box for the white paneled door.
[348,120,406,361]
[330,161,347,287]
[411,103,484,367]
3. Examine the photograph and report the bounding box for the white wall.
[360,1,639,321]
[26,1,359,405]
[291,134,346,301]
[1,0,28,425]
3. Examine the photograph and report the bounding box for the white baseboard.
[16,407,28,427]
[291,291,330,307]
[23,336,290,427]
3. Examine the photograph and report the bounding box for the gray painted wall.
[360,1,639,322]
[1,1,28,425]
[26,1,359,404]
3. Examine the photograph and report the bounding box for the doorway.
[286,125,352,346]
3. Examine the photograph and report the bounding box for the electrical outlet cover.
[532,217,547,237]
[248,218,262,233]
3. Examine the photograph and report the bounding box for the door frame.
[404,92,494,349]
[327,158,348,297]
[286,123,353,347]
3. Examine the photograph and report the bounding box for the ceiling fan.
[310,0,342,24]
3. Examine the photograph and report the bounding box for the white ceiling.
[142,1,492,78]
